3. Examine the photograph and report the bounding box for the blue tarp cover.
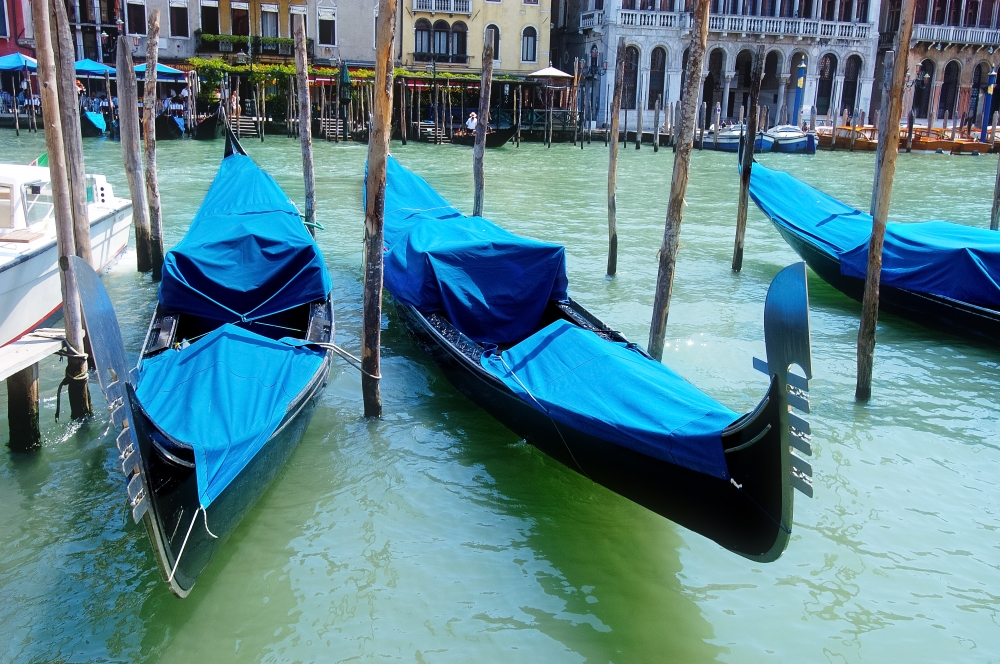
[750,162,1000,310]
[0,53,36,71]
[159,153,331,322]
[135,63,185,81]
[382,155,568,344]
[75,58,115,76]
[481,320,735,479]
[137,324,324,507]
[83,111,106,133]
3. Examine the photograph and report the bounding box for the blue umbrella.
[0,53,37,71]
[135,63,186,82]
[75,58,116,77]
[981,69,996,143]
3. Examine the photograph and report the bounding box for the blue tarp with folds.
[159,154,331,322]
[481,320,735,480]
[750,161,1000,309]
[382,156,568,344]
[83,111,106,133]
[137,324,324,507]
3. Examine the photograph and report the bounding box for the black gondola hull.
[773,222,1000,344]
[194,114,225,140]
[450,125,518,148]
[80,112,105,137]
[394,301,793,561]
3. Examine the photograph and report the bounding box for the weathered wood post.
[7,364,41,451]
[871,51,895,217]
[850,108,858,151]
[116,37,152,272]
[51,0,93,266]
[27,67,38,131]
[733,46,764,273]
[334,68,341,142]
[713,101,721,150]
[31,0,91,419]
[399,78,407,144]
[12,81,19,135]
[698,100,706,148]
[635,91,643,150]
[293,14,315,237]
[810,105,816,132]
[857,0,915,401]
[516,84,522,147]
[647,0,711,360]
[607,36,627,277]
[548,87,555,147]
[906,108,915,152]
[653,95,661,152]
[361,0,397,418]
[991,110,998,145]
[473,29,495,217]
[143,11,165,281]
[950,110,958,140]
[991,149,1000,230]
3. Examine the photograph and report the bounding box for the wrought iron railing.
[413,0,472,13]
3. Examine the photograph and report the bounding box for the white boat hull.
[0,206,132,347]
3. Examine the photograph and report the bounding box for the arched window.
[841,54,862,114]
[485,24,500,61]
[939,61,960,117]
[648,47,667,110]
[970,62,987,119]
[911,59,934,118]
[414,19,431,60]
[816,53,837,115]
[432,20,450,59]
[623,45,639,109]
[451,22,468,63]
[521,26,537,62]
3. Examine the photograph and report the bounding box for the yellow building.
[398,0,551,76]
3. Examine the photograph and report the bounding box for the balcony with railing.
[581,10,605,29]
[618,10,690,29]
[413,0,472,14]
[412,52,472,65]
[913,23,1000,46]
[706,15,872,40]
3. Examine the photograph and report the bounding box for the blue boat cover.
[134,62,186,81]
[159,153,331,322]
[74,58,115,76]
[83,111,106,133]
[481,320,735,479]
[750,162,1000,310]
[382,155,568,344]
[136,324,324,507]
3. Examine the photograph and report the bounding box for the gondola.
[450,124,518,148]
[80,109,107,137]
[155,112,185,139]
[376,156,814,561]
[73,126,334,597]
[194,108,225,140]
[745,155,1000,345]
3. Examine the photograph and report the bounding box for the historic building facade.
[397,0,553,76]
[555,0,882,130]
[875,0,1000,124]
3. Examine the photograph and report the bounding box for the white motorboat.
[764,124,816,153]
[0,164,133,347]
[704,124,774,152]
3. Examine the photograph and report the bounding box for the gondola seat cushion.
[481,319,735,480]
[136,324,324,507]
[381,155,568,345]
[159,154,331,323]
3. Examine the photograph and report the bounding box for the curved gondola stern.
[223,110,247,158]
[754,261,813,560]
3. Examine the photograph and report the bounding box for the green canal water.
[1,131,998,663]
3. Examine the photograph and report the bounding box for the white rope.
[166,506,217,584]
[310,342,382,380]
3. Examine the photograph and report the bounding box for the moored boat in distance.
[815,124,878,150]
[705,124,773,152]
[76,127,334,597]
[450,124,518,148]
[747,159,1000,345]
[80,110,108,137]
[377,155,814,562]
[765,125,816,153]
[0,162,132,348]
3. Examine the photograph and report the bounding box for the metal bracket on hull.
[758,262,815,499]
[71,256,151,523]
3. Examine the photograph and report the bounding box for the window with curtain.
[231,6,249,36]
[486,24,500,61]
[261,6,278,38]
[433,20,450,57]
[289,10,307,38]
[126,0,146,35]
[451,22,468,60]
[1,0,9,37]
[521,26,537,62]
[415,19,431,55]
[169,2,189,37]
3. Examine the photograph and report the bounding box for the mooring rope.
[166,506,218,585]
[309,342,382,380]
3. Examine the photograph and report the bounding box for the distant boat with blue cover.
[377,155,815,561]
[73,127,334,597]
[706,124,774,152]
[747,158,1000,344]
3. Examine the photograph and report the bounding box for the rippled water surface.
[1,131,998,662]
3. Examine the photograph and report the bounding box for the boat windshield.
[21,180,53,226]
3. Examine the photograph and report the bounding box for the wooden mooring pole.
[143,11,165,281]
[473,30,495,217]
[607,36,626,277]
[293,14,316,237]
[733,46,764,273]
[116,37,151,272]
[653,95,661,152]
[31,0,91,419]
[857,0,915,401]
[991,148,1000,230]
[361,0,397,418]
[871,52,894,216]
[713,101,721,150]
[52,0,92,266]
[647,0,710,360]
[7,364,40,451]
